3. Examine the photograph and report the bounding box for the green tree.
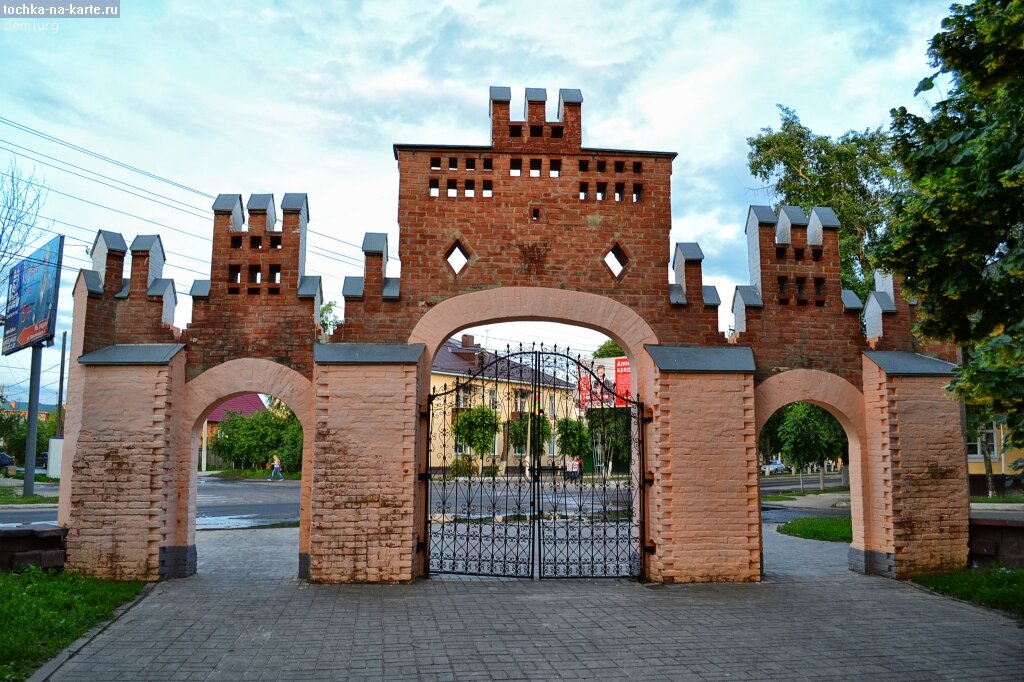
[319,300,341,336]
[748,106,899,297]
[875,0,1024,448]
[1,160,48,295]
[4,415,56,463]
[454,405,501,472]
[508,414,552,458]
[777,403,846,491]
[210,409,303,472]
[555,418,590,459]
[593,339,624,358]
[585,407,632,474]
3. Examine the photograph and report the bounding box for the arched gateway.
[60,87,968,583]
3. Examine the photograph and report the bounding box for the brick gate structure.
[59,87,968,583]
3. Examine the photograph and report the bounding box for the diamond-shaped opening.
[446,240,469,275]
[604,243,629,278]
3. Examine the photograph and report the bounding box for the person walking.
[268,454,284,481]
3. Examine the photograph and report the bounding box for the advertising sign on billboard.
[578,356,632,409]
[3,235,64,356]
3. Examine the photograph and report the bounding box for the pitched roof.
[432,338,572,388]
[207,393,267,422]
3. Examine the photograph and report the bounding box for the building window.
[967,422,997,458]
[488,388,498,409]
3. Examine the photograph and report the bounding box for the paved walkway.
[36,525,1024,681]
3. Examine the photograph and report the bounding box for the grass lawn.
[777,516,853,543]
[762,486,850,502]
[0,487,58,505]
[913,567,1024,618]
[0,567,144,681]
[970,494,1024,504]
[10,473,61,484]
[206,468,301,481]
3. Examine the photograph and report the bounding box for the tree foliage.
[874,0,1024,446]
[453,405,500,458]
[319,300,341,336]
[555,418,590,458]
[211,408,303,472]
[592,340,624,358]
[507,414,552,456]
[585,407,632,472]
[747,106,899,297]
[0,160,48,298]
[774,403,846,470]
[3,415,56,462]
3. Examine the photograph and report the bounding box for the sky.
[0,0,954,404]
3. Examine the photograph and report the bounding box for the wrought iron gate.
[425,345,644,579]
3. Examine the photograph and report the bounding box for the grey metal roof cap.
[779,205,809,226]
[863,351,957,376]
[94,229,127,254]
[115,277,130,299]
[80,270,102,294]
[810,206,840,228]
[702,285,721,307]
[298,275,321,299]
[247,194,275,211]
[735,285,763,308]
[342,276,364,299]
[281,193,309,219]
[129,234,162,253]
[841,289,863,311]
[645,345,755,373]
[315,343,425,365]
[748,205,778,225]
[525,87,547,102]
[382,277,400,300]
[558,88,583,105]
[868,291,897,313]
[79,343,185,366]
[489,86,511,102]
[362,233,388,255]
[668,283,687,306]
[673,242,704,264]
[190,280,211,298]
[147,278,175,299]
[212,193,242,212]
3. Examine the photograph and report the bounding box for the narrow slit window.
[483,180,493,197]
[510,159,522,177]
[597,160,607,173]
[579,160,589,172]
[614,160,625,173]
[795,277,806,295]
[633,161,643,173]
[549,159,561,177]
[632,183,643,202]
[269,264,282,284]
[509,125,522,138]
[775,247,786,260]
[268,287,280,295]
[530,159,541,177]
[532,208,540,222]
[614,182,625,202]
[249,236,262,249]
[530,125,543,138]
[429,178,440,197]
[579,182,589,200]
[228,264,241,284]
[465,158,476,171]
[448,157,458,171]
[483,158,493,171]
[447,179,457,198]
[230,236,242,249]
[777,276,789,293]
[248,265,261,284]
[465,179,475,197]
[814,277,825,295]
[270,235,282,249]
[550,126,563,138]
[430,157,441,170]
[812,248,823,261]
[596,182,607,200]
[794,248,805,261]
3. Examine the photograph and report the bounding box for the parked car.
[763,461,787,475]
[0,452,14,475]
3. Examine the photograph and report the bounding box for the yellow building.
[428,335,579,475]
[966,421,1022,477]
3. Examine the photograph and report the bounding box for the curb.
[0,503,58,511]
[28,582,158,682]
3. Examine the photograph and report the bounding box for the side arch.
[407,286,661,403]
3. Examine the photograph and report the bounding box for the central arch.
[407,286,661,404]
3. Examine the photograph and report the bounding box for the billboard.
[578,355,632,409]
[3,235,64,355]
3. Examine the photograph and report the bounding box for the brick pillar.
[309,345,423,582]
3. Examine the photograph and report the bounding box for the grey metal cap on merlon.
[558,88,583,105]
[129,234,162,253]
[81,270,103,294]
[148,278,175,300]
[314,343,425,365]
[281,193,309,220]
[863,351,957,376]
[778,205,809,226]
[748,205,778,226]
[867,291,897,313]
[342,276,364,299]
[383,277,400,300]
[362,233,388,256]
[246,194,275,212]
[841,289,863,311]
[79,343,186,366]
[668,284,687,306]
[190,280,211,298]
[810,207,840,228]
[212,193,243,212]
[525,87,547,102]
[489,86,512,102]
[298,275,321,299]
[702,285,721,307]
[645,345,756,373]
[115,277,130,299]
[93,229,127,254]
[734,285,763,308]
[673,242,704,265]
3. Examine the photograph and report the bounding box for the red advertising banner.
[578,356,631,409]
[614,357,631,406]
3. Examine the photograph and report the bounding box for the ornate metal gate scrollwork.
[426,346,644,579]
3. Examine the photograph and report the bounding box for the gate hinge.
[418,472,432,481]
[416,540,426,553]
[420,409,429,419]
[642,406,654,424]
[644,541,657,555]
[644,471,654,486]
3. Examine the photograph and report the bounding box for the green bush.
[445,455,476,479]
